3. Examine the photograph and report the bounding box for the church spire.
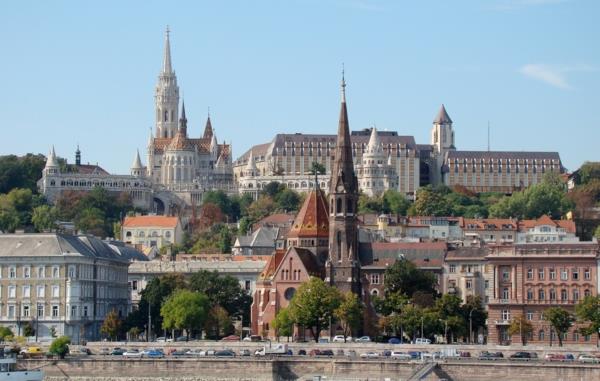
[179,100,188,136]
[163,26,173,74]
[331,69,356,193]
[203,108,214,139]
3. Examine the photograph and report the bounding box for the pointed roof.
[210,132,218,152]
[433,104,453,124]
[203,115,214,139]
[288,188,329,239]
[131,150,143,169]
[45,146,59,168]
[365,127,383,156]
[245,149,257,172]
[162,26,173,74]
[167,130,193,151]
[330,72,358,193]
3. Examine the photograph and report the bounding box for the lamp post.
[469,308,475,344]
[420,316,424,339]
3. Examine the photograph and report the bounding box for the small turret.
[131,150,144,177]
[44,146,60,175]
[75,145,81,166]
[244,150,257,177]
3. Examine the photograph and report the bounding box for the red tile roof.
[518,215,576,233]
[123,216,179,228]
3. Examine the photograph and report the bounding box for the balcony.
[494,320,511,326]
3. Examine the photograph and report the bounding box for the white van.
[415,338,431,345]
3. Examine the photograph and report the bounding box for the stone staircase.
[406,361,438,381]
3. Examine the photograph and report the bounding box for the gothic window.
[164,110,168,122]
[170,110,174,122]
[336,198,342,214]
[347,199,352,214]
[337,231,342,262]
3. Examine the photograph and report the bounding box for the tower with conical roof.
[155,26,180,139]
[131,150,144,177]
[356,127,398,196]
[326,72,361,295]
[431,104,455,154]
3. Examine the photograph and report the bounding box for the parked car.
[200,349,215,356]
[564,353,575,361]
[123,349,143,358]
[309,349,321,357]
[143,349,164,358]
[154,337,166,342]
[239,349,251,357]
[381,350,392,357]
[215,350,236,357]
[169,350,188,357]
[414,338,431,345]
[408,351,422,359]
[20,347,44,357]
[297,349,307,356]
[355,336,371,343]
[510,351,532,360]
[335,349,345,357]
[99,348,111,356]
[578,354,599,363]
[111,348,125,356]
[388,337,401,344]
[360,351,380,359]
[332,335,352,343]
[185,349,203,357]
[346,350,357,357]
[175,336,188,342]
[221,335,241,342]
[390,351,412,360]
[459,351,471,358]
[242,335,263,342]
[70,347,92,356]
[318,349,334,357]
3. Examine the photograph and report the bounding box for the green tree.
[0,327,13,341]
[246,195,276,223]
[434,294,466,342]
[161,290,209,337]
[462,296,487,342]
[274,189,301,212]
[308,161,326,176]
[0,205,19,233]
[414,185,452,216]
[334,292,364,341]
[577,162,600,185]
[48,336,71,359]
[100,310,122,340]
[128,327,141,341]
[272,307,294,342]
[262,182,286,198]
[289,277,342,342]
[544,307,574,347]
[140,274,187,335]
[32,205,57,232]
[383,259,437,300]
[23,322,35,337]
[188,270,252,320]
[75,207,106,236]
[382,190,411,215]
[0,154,46,194]
[508,315,533,345]
[204,305,232,339]
[358,193,383,214]
[203,190,233,218]
[575,295,600,343]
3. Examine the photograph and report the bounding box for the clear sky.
[1,0,598,174]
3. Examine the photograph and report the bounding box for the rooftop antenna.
[487,121,490,152]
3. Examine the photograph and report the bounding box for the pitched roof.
[518,215,576,233]
[123,216,180,228]
[167,130,194,151]
[445,246,488,260]
[287,188,329,239]
[254,213,295,229]
[359,241,447,269]
[462,218,517,231]
[260,249,286,279]
[433,104,452,124]
[74,164,110,175]
[446,150,561,161]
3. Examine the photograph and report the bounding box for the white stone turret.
[431,104,455,154]
[210,132,219,158]
[365,126,384,159]
[244,150,257,177]
[155,26,180,139]
[44,146,60,175]
[355,128,398,197]
[131,150,144,177]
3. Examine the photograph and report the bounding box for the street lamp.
[420,316,424,339]
[469,308,475,344]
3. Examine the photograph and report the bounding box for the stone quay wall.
[23,357,600,381]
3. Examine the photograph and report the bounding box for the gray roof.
[433,104,452,124]
[0,233,147,263]
[234,226,279,249]
[445,247,488,261]
[446,150,561,161]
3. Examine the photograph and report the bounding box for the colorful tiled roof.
[287,188,329,238]
[518,215,576,233]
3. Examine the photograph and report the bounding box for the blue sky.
[1,0,598,173]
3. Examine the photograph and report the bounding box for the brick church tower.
[326,72,361,296]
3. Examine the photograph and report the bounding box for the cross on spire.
[341,63,346,103]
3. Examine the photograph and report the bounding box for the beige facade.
[0,234,145,343]
[122,215,184,250]
[443,247,487,304]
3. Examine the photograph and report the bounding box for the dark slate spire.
[330,70,357,194]
[203,109,214,139]
[433,104,453,124]
[179,100,187,136]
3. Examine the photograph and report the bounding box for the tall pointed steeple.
[155,26,179,138]
[163,26,173,74]
[327,70,360,296]
[178,100,188,137]
[203,109,214,139]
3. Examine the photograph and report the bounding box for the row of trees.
[104,271,252,341]
[270,260,486,344]
[508,296,600,347]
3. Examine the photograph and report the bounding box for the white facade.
[355,127,398,197]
